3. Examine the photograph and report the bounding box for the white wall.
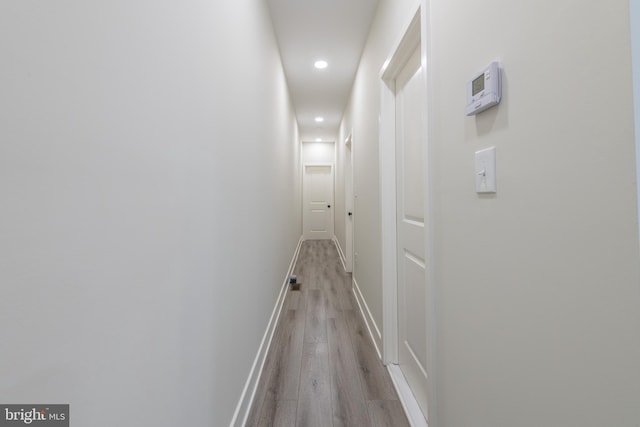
[430,0,640,424]
[343,0,640,425]
[0,2,301,426]
[302,140,336,164]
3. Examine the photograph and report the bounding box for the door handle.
[348,212,352,216]
[327,204,331,208]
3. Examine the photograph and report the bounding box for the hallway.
[2,1,640,426]
[246,240,409,427]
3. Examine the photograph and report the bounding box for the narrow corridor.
[246,240,409,426]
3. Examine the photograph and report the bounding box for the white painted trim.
[379,73,399,366]
[303,162,334,167]
[421,3,439,425]
[380,11,421,81]
[344,130,355,273]
[380,7,424,368]
[388,364,429,427]
[380,2,438,425]
[333,236,348,272]
[351,277,382,360]
[230,236,304,427]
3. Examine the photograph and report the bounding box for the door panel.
[310,210,327,232]
[404,251,428,370]
[304,165,334,240]
[396,44,429,417]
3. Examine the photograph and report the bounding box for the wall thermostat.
[466,61,502,116]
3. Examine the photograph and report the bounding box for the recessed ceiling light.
[316,138,322,142]
[314,60,328,69]
[315,117,324,123]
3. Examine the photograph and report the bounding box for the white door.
[396,45,429,417]
[303,165,334,240]
[345,136,354,272]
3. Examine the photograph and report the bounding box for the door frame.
[379,2,437,425]
[345,132,355,272]
[302,163,335,240]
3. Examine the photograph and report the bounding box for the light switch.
[475,147,496,193]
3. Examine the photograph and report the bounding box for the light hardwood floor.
[246,240,410,427]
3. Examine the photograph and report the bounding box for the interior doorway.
[379,4,434,427]
[394,40,429,419]
[345,134,354,272]
[303,164,334,240]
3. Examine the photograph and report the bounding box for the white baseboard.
[351,277,383,360]
[332,237,347,272]
[387,364,429,427]
[229,236,304,427]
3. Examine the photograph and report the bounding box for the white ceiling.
[266,0,379,142]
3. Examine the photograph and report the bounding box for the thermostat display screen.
[472,74,485,96]
[466,61,501,116]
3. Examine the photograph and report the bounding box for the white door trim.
[379,2,437,425]
[345,132,355,272]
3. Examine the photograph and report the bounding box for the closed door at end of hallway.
[303,165,334,240]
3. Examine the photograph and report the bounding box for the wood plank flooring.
[246,240,409,427]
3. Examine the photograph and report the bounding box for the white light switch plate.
[475,147,496,193]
